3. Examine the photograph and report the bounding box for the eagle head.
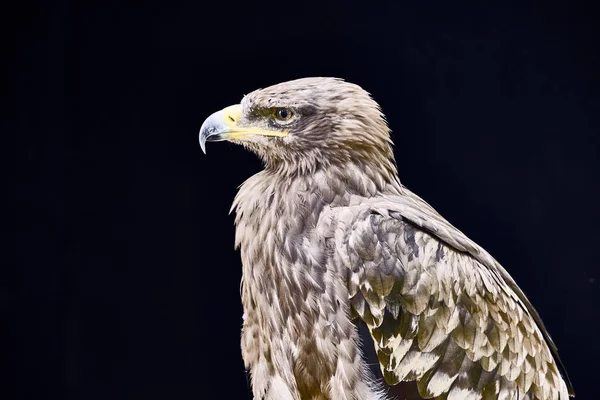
[199,77,395,176]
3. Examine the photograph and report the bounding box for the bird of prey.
[199,78,573,400]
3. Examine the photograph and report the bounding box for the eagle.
[199,78,573,400]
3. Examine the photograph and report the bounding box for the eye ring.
[274,108,294,122]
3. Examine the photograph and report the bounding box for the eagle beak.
[199,104,288,154]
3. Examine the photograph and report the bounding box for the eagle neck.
[232,161,403,298]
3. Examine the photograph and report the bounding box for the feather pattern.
[336,190,572,399]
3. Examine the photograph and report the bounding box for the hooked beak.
[199,104,288,153]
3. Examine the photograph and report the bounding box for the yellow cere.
[222,104,288,139]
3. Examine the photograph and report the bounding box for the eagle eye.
[274,108,294,122]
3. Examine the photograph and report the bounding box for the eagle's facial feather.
[200,77,397,179]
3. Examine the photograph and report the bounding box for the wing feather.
[336,191,572,399]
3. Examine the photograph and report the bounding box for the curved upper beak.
[199,105,242,154]
[199,104,288,154]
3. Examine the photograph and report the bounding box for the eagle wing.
[335,189,573,400]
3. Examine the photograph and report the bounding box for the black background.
[8,0,600,399]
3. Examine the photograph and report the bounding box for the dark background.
[7,0,599,399]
